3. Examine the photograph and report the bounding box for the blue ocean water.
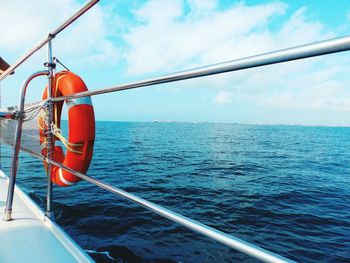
[2,122,350,262]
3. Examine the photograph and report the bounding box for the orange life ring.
[38,71,95,186]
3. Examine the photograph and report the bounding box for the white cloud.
[187,0,218,16]
[122,0,350,115]
[123,0,287,75]
[259,56,350,112]
[213,90,233,104]
[2,0,350,122]
[0,0,120,66]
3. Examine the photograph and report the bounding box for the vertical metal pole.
[3,71,49,221]
[3,110,24,221]
[45,39,54,219]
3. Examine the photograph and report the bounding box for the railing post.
[3,70,49,221]
[45,38,55,220]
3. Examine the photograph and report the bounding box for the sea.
[1,121,350,262]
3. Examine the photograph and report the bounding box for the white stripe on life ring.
[58,168,75,186]
[66,96,92,110]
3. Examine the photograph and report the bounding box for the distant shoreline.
[60,119,350,128]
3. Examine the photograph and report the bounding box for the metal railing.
[3,70,49,221]
[2,1,350,262]
[0,0,100,82]
[33,151,293,263]
[51,35,350,102]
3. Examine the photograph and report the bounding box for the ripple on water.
[3,122,350,262]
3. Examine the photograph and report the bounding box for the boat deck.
[0,170,93,263]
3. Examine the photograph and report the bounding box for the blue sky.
[1,0,350,125]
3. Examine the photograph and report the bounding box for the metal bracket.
[44,62,56,69]
[14,110,25,119]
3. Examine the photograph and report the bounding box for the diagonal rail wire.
[35,151,293,263]
[0,0,100,81]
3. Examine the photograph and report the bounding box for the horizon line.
[60,119,350,127]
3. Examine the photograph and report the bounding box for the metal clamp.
[44,62,56,69]
[14,110,25,119]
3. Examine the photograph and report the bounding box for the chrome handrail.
[3,70,49,221]
[1,0,100,221]
[0,0,99,82]
[2,1,350,262]
[23,150,292,263]
[51,35,350,102]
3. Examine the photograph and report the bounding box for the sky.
[1,0,350,126]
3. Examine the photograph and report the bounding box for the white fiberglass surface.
[0,170,93,263]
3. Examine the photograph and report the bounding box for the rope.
[37,74,83,155]
[23,100,49,121]
[1,59,79,158]
[27,73,85,155]
[38,109,83,155]
[50,123,83,154]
